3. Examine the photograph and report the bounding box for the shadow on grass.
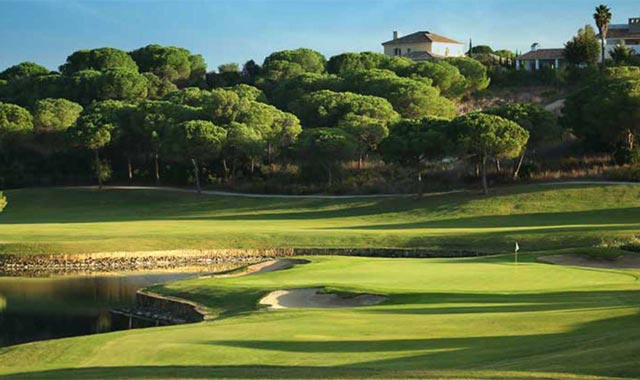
[3,312,639,379]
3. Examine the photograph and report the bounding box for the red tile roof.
[382,31,463,45]
[607,28,640,39]
[516,49,565,60]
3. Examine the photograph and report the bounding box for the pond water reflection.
[0,267,232,347]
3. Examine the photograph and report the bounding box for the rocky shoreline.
[0,247,492,276]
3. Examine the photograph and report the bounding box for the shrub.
[0,192,5,212]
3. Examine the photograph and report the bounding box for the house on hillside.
[382,31,465,61]
[515,43,565,71]
[605,17,640,58]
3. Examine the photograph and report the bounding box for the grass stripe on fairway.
[1,183,640,254]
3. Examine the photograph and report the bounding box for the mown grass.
[0,255,639,379]
[1,183,640,254]
[1,184,640,379]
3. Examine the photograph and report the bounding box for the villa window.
[394,48,401,56]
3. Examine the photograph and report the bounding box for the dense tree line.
[1,44,553,193]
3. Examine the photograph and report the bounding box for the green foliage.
[0,192,5,213]
[129,44,206,84]
[96,69,149,102]
[564,25,600,66]
[225,122,266,169]
[610,43,633,66]
[263,48,326,74]
[343,69,456,119]
[295,127,358,184]
[204,89,250,125]
[562,75,640,151]
[0,102,34,137]
[143,72,178,100]
[174,120,227,161]
[451,113,529,193]
[225,84,267,102]
[484,102,559,148]
[446,57,490,93]
[470,45,494,54]
[606,66,640,80]
[451,113,529,160]
[326,52,387,75]
[236,101,302,151]
[32,98,83,133]
[399,61,466,99]
[0,74,64,107]
[337,114,389,153]
[270,73,343,111]
[380,117,451,166]
[593,4,612,66]
[0,62,50,81]
[291,89,398,128]
[60,48,138,75]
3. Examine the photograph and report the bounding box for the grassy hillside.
[1,255,638,379]
[1,183,640,255]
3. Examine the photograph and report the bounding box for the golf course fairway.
[0,183,639,379]
[0,255,638,379]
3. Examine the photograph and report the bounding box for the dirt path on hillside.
[539,254,640,269]
[68,185,466,199]
[259,287,386,309]
[65,181,640,200]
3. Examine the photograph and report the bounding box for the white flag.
[515,242,520,253]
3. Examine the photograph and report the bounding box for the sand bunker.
[259,287,386,309]
[539,254,640,269]
[208,258,310,278]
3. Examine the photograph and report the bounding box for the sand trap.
[205,258,310,279]
[539,254,640,269]
[259,287,386,309]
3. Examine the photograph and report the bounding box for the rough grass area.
[1,183,640,255]
[0,255,639,379]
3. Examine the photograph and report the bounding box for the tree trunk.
[513,148,527,181]
[154,153,160,185]
[191,158,201,194]
[417,171,423,197]
[495,159,501,173]
[222,159,229,182]
[358,154,363,170]
[94,149,103,190]
[127,157,133,182]
[267,143,273,164]
[601,37,606,70]
[251,159,255,174]
[626,129,634,150]
[481,155,488,195]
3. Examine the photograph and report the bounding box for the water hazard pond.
[0,269,221,347]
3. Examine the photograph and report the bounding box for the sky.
[1,0,639,72]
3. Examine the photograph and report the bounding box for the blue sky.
[1,0,638,72]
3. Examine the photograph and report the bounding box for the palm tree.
[593,4,612,69]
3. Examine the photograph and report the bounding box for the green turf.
[1,183,640,255]
[1,184,640,379]
[0,255,638,379]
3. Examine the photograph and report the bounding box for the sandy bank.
[259,287,386,309]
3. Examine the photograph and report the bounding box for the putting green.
[1,255,639,379]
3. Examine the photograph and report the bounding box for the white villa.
[382,31,465,61]
[605,17,640,58]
